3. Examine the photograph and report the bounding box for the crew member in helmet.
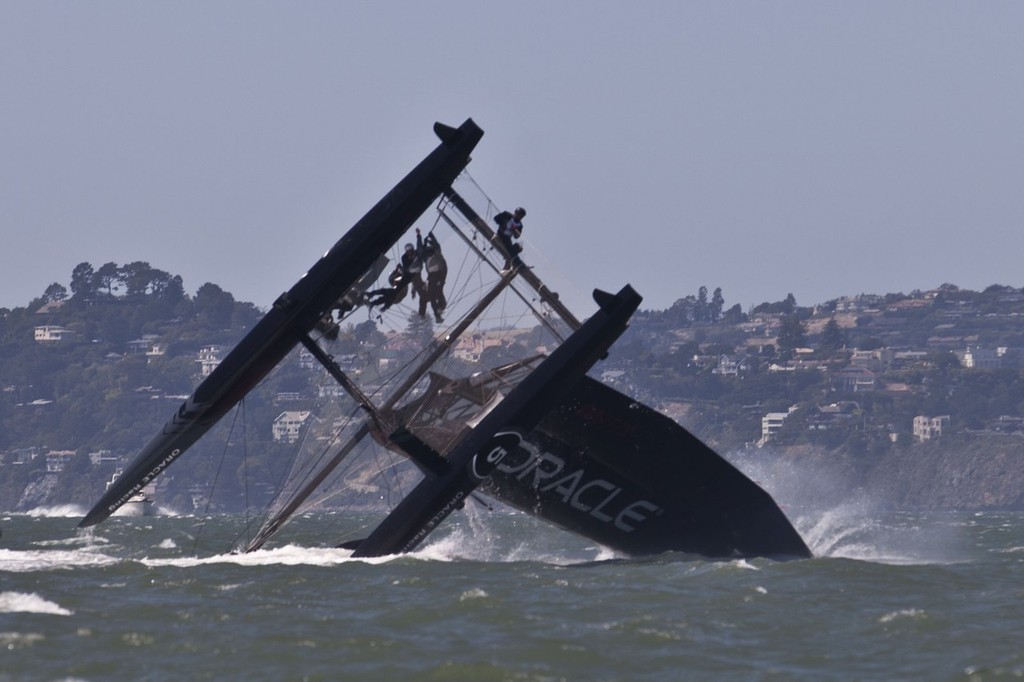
[495,207,526,271]
[401,232,428,317]
[422,231,447,323]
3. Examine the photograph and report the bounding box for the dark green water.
[2,507,1023,681]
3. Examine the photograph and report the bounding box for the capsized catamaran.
[80,119,811,560]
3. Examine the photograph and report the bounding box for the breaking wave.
[0,591,73,616]
[24,504,87,518]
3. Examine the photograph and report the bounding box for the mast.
[244,271,519,552]
[442,187,582,331]
[297,333,382,423]
[435,207,568,344]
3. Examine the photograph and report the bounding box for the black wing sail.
[79,120,484,528]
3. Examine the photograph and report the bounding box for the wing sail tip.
[433,121,458,144]
[78,510,105,528]
[592,285,642,312]
[433,118,482,148]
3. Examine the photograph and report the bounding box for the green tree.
[696,286,709,322]
[95,262,121,296]
[710,287,725,321]
[195,283,235,327]
[120,261,154,298]
[43,282,67,303]
[752,293,797,315]
[776,314,807,360]
[722,303,745,324]
[69,262,97,300]
[819,318,847,353]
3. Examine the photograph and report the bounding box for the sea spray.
[25,504,87,518]
[0,591,73,615]
[727,449,967,564]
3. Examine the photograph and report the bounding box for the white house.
[958,346,1001,370]
[34,325,73,343]
[713,354,751,376]
[913,415,950,442]
[758,406,797,447]
[197,346,223,376]
[272,411,311,443]
[45,449,76,472]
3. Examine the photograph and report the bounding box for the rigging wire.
[233,173,584,551]
[237,331,427,550]
[191,400,243,556]
[240,398,250,548]
[236,368,367,547]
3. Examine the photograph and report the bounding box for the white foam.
[140,544,363,568]
[23,504,87,518]
[458,588,489,601]
[413,526,607,565]
[133,524,609,569]
[0,592,73,616]
[0,545,121,573]
[879,608,927,623]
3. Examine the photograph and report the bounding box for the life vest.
[503,217,523,238]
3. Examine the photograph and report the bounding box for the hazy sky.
[3,2,1022,316]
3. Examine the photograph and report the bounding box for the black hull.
[484,377,812,559]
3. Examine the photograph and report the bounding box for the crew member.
[364,265,408,311]
[402,231,428,317]
[422,232,447,323]
[495,207,526,271]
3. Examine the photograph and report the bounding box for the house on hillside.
[834,294,884,313]
[806,401,861,431]
[849,348,894,372]
[272,410,311,443]
[3,447,43,466]
[88,449,119,466]
[45,449,76,472]
[452,333,504,363]
[758,406,797,447]
[892,351,931,369]
[197,346,223,376]
[35,300,66,315]
[829,366,877,393]
[34,325,73,343]
[713,354,752,376]
[128,334,166,358]
[913,415,950,442]
[957,346,1001,370]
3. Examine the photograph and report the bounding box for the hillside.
[3,263,1024,513]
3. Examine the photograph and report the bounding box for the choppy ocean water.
[2,503,1024,681]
